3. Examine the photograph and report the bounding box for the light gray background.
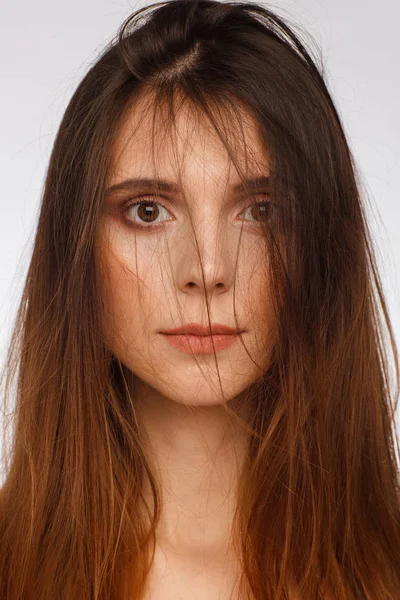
[1,0,399,482]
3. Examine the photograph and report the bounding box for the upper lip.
[161,323,243,336]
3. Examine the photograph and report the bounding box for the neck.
[130,375,251,558]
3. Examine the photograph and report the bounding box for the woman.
[0,0,399,598]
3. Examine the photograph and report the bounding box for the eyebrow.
[104,176,270,197]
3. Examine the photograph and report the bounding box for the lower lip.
[161,333,242,354]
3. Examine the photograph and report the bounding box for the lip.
[161,332,242,355]
[161,323,242,336]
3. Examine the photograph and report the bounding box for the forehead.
[108,93,269,189]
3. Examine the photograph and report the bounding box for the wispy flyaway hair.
[1,1,399,598]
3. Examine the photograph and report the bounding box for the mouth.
[161,322,243,336]
[160,331,243,355]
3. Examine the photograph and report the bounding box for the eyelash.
[120,194,274,230]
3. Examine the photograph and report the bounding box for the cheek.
[242,241,273,310]
[104,275,157,345]
[242,251,277,355]
[96,235,164,352]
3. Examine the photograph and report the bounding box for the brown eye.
[241,203,269,222]
[121,197,172,229]
[239,195,276,224]
[120,194,277,230]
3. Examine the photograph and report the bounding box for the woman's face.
[97,96,277,406]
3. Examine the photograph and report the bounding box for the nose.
[176,223,236,298]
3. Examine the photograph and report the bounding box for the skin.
[97,94,283,597]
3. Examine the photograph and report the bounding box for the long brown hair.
[1,1,399,598]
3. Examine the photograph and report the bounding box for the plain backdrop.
[0,0,399,482]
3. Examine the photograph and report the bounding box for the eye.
[239,194,275,224]
[120,194,276,229]
[121,196,172,229]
